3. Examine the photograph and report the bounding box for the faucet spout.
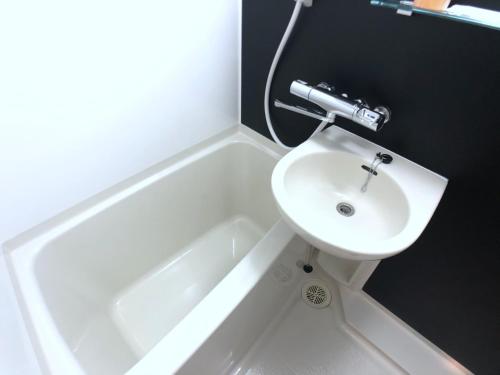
[360,152,393,192]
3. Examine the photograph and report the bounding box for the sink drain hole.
[336,202,355,217]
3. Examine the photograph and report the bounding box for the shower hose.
[264,0,330,150]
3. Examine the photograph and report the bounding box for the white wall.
[0,1,240,373]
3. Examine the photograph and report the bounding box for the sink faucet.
[275,80,391,132]
[361,152,393,192]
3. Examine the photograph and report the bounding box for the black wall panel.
[241,1,500,373]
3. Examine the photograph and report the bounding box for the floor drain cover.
[301,279,332,309]
[336,202,355,217]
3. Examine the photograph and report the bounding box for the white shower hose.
[264,0,330,150]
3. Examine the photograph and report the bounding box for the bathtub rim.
[3,124,286,375]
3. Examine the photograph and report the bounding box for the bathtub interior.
[33,142,280,375]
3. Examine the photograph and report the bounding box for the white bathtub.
[4,127,298,375]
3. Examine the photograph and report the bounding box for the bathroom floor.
[232,279,405,375]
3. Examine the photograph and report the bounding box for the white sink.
[272,126,447,260]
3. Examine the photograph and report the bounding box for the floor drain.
[336,202,355,217]
[301,279,332,309]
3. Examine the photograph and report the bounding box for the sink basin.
[272,126,447,260]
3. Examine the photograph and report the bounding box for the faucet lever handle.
[374,106,391,124]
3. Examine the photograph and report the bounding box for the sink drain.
[336,202,355,217]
